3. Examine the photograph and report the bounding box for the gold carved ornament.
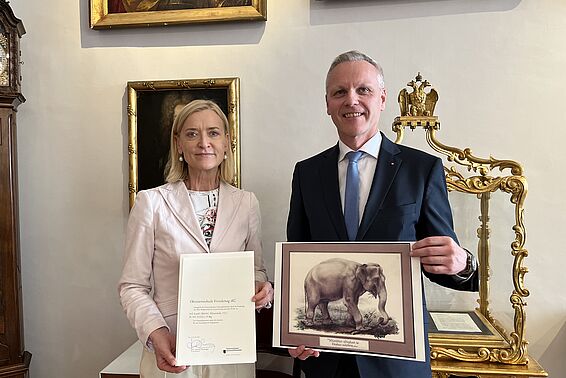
[393,74,530,365]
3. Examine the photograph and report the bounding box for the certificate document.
[430,312,482,333]
[175,251,256,366]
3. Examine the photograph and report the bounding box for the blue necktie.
[344,151,364,241]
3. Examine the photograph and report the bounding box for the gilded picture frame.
[273,242,426,361]
[90,0,266,29]
[127,77,240,208]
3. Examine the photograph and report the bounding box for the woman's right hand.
[149,327,188,373]
[288,344,320,360]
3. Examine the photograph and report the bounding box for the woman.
[119,99,273,377]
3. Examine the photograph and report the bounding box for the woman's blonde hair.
[164,99,235,184]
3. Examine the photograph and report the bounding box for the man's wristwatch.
[456,250,478,278]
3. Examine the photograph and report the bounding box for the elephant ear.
[355,264,368,284]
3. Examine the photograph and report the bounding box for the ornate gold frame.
[393,74,530,366]
[90,0,266,29]
[127,77,240,208]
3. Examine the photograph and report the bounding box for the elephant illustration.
[303,258,389,330]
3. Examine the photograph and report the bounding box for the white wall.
[10,0,566,377]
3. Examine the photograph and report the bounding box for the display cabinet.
[393,73,546,377]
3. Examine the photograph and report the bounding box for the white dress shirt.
[338,132,382,224]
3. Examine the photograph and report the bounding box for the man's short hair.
[326,50,385,89]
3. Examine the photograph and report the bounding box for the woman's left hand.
[253,281,274,310]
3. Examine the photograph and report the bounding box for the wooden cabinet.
[0,1,29,377]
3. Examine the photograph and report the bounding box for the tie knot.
[347,151,364,164]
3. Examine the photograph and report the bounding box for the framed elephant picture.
[273,242,425,361]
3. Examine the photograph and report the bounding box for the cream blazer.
[119,180,268,349]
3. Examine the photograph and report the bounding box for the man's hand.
[288,345,320,360]
[411,236,467,275]
[148,327,188,374]
[253,281,274,310]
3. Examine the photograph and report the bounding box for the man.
[286,50,478,378]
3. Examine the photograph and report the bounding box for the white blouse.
[187,188,219,247]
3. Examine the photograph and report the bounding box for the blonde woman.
[119,99,273,377]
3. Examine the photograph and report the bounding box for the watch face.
[0,33,8,86]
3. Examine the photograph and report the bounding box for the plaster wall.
[10,0,566,377]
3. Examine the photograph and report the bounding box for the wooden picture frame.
[273,242,426,361]
[127,77,240,208]
[90,0,266,29]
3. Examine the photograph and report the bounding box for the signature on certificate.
[186,337,216,353]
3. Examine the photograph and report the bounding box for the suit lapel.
[358,134,402,240]
[158,181,209,252]
[209,181,242,251]
[321,145,349,240]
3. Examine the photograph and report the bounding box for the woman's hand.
[148,327,188,374]
[253,281,274,310]
[288,344,320,360]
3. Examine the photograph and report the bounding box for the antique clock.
[0,1,29,377]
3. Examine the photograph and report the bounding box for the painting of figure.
[91,0,265,28]
[108,0,252,13]
[126,78,241,208]
[135,88,228,191]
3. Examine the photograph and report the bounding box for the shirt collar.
[338,131,382,162]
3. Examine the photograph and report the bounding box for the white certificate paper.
[430,312,481,333]
[175,251,256,366]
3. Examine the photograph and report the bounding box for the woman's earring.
[179,154,184,162]
[224,152,227,160]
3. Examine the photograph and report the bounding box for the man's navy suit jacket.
[287,133,478,377]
